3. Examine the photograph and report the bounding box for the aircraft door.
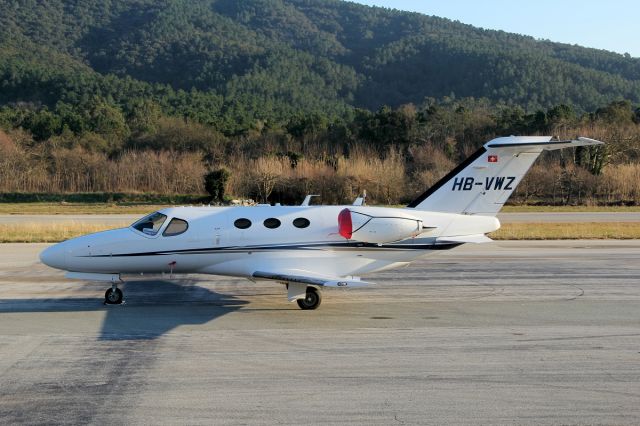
[212,211,229,247]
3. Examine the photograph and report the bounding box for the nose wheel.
[104,284,123,305]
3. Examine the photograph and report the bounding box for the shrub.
[204,168,231,202]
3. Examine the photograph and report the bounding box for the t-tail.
[407,136,604,216]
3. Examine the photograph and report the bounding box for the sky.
[352,0,639,58]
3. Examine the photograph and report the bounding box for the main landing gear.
[296,287,322,310]
[104,282,124,305]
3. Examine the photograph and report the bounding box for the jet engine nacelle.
[338,208,422,244]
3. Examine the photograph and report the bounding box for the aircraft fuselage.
[41,205,499,279]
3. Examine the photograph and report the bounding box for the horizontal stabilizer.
[253,271,372,288]
[437,234,493,244]
[485,136,604,150]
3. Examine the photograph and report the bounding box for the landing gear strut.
[296,287,322,310]
[104,282,123,305]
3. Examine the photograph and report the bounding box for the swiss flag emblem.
[488,155,498,163]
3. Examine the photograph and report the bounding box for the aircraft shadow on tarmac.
[0,279,249,341]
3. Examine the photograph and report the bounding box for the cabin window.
[234,218,252,229]
[293,217,310,228]
[163,218,189,236]
[263,218,281,229]
[131,212,167,236]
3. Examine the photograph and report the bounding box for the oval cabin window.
[163,218,189,236]
[234,218,252,229]
[293,218,310,228]
[263,218,281,229]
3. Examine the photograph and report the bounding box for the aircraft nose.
[40,244,67,270]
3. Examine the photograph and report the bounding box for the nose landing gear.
[104,283,124,305]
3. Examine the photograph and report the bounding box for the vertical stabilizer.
[407,136,603,215]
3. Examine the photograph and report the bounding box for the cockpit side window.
[131,212,167,235]
[163,218,189,236]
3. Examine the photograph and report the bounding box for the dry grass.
[1,202,639,215]
[490,222,640,240]
[599,163,640,205]
[501,205,640,212]
[3,220,640,243]
[0,222,129,243]
[0,144,207,194]
[0,203,169,215]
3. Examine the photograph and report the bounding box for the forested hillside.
[1,0,640,205]
[2,0,640,128]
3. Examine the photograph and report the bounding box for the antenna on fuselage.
[301,194,320,206]
[352,190,367,206]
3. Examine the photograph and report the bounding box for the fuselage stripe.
[80,242,463,258]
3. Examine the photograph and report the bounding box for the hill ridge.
[0,0,639,132]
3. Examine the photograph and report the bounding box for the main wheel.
[104,287,123,305]
[296,287,322,310]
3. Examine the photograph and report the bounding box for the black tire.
[104,287,123,305]
[296,287,321,310]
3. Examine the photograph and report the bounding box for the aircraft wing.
[252,271,372,288]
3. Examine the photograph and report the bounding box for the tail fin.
[407,136,604,215]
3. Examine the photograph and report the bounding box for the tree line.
[1,98,639,205]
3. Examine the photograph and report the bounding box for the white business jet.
[40,136,603,309]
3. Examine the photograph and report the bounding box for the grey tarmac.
[0,241,639,425]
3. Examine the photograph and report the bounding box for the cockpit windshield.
[131,212,167,235]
